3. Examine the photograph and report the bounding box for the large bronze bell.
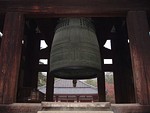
[50,18,101,79]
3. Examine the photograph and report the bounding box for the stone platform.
[0,103,150,113]
[41,102,111,108]
[38,111,113,113]
[38,102,113,113]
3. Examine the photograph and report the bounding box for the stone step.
[41,102,111,108]
[41,102,111,111]
[38,111,114,113]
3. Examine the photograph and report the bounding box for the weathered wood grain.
[0,0,149,17]
[0,12,24,104]
[46,75,54,101]
[112,22,135,103]
[127,11,150,105]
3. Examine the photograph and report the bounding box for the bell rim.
[50,66,102,80]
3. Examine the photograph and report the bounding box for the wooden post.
[23,31,36,88]
[44,30,54,101]
[46,73,54,101]
[97,44,106,102]
[32,34,40,89]
[97,73,106,102]
[77,95,79,102]
[0,12,24,104]
[127,11,150,105]
[112,33,135,103]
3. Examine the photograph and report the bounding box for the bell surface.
[50,18,101,79]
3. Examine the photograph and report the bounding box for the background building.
[39,79,98,102]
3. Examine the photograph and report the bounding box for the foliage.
[105,72,115,103]
[106,83,115,103]
[84,72,114,87]
[105,72,114,83]
[38,72,47,87]
[84,79,97,87]
[84,72,115,103]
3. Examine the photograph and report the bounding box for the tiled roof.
[54,79,95,88]
[54,87,97,94]
[38,79,98,94]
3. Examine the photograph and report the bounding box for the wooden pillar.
[46,73,54,101]
[55,95,58,102]
[23,29,35,88]
[97,73,106,102]
[0,12,24,104]
[97,44,106,102]
[111,21,135,103]
[77,95,79,102]
[45,30,54,101]
[127,11,150,105]
[32,34,40,89]
[23,27,40,89]
[0,17,4,47]
[0,37,1,47]
[112,34,135,103]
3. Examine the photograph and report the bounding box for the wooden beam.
[0,12,24,104]
[38,65,49,72]
[39,48,50,59]
[127,11,150,105]
[101,48,113,59]
[0,0,150,17]
[103,64,113,72]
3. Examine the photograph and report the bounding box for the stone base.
[38,111,114,113]
[41,102,111,108]
[39,102,113,113]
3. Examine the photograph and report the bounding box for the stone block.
[37,111,114,113]
[41,102,111,108]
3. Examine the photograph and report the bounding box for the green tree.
[84,79,97,87]
[105,72,114,83]
[38,72,47,87]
